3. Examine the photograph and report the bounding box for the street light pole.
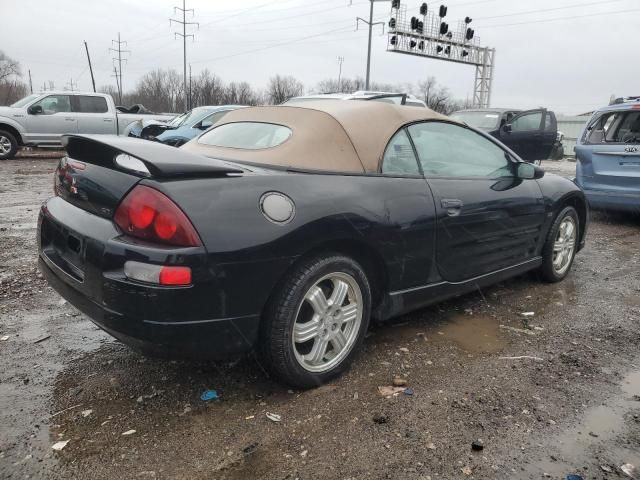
[356,0,386,90]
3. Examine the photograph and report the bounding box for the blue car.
[155,105,246,147]
[575,97,640,212]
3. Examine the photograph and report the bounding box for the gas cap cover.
[260,192,295,224]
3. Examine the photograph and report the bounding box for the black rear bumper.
[38,197,260,359]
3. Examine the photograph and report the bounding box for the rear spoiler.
[62,134,243,178]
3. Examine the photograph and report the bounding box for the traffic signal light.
[439,22,448,34]
[392,0,400,9]
[418,40,425,50]
[462,50,469,57]
[410,40,417,48]
[411,16,418,30]
[439,5,447,17]
[436,45,443,53]
[465,16,472,24]
[420,3,428,15]
[390,35,397,45]
[465,27,474,40]
[416,20,424,34]
[444,45,451,55]
[389,18,396,28]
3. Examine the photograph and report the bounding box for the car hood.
[0,106,22,117]
[156,126,200,142]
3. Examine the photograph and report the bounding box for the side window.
[544,112,556,132]
[511,111,542,131]
[408,122,512,178]
[33,95,71,114]
[613,112,640,143]
[381,129,420,176]
[199,110,229,130]
[74,96,108,113]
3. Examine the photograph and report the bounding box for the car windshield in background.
[450,111,501,130]
[10,94,40,108]
[197,122,292,149]
[168,111,190,127]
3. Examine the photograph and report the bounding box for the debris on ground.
[461,466,472,475]
[620,464,635,477]
[200,389,219,401]
[0,335,9,341]
[266,412,281,423]
[121,429,136,436]
[398,347,410,353]
[499,325,537,336]
[242,443,258,456]
[51,440,69,451]
[521,312,535,316]
[378,385,408,397]
[471,439,484,451]
[81,409,92,418]
[426,442,436,450]
[33,335,50,344]
[392,376,407,387]
[600,465,613,473]
[372,414,388,424]
[565,475,584,480]
[403,387,414,396]
[499,355,544,361]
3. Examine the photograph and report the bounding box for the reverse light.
[114,185,201,247]
[124,261,192,286]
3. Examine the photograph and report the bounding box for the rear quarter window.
[198,122,292,150]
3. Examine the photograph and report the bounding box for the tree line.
[1,50,469,114]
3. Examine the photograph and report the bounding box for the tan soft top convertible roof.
[181,100,453,173]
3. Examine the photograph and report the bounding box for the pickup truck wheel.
[0,130,18,160]
[260,254,371,388]
[539,206,579,282]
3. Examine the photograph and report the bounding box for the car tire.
[260,254,371,388]
[539,206,579,283]
[0,130,18,160]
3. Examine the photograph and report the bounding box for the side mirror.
[517,162,544,180]
[28,105,43,115]
[502,123,512,133]
[197,122,212,131]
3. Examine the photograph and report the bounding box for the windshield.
[450,111,502,130]
[10,94,40,108]
[167,111,191,127]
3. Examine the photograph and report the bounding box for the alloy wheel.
[552,216,576,275]
[0,136,11,155]
[292,272,363,373]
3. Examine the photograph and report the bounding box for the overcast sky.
[1,0,637,114]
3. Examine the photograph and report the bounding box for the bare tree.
[0,51,28,105]
[267,75,304,105]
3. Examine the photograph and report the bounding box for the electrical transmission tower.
[65,78,77,92]
[171,0,198,111]
[110,32,130,105]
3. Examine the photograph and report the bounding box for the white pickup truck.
[0,92,176,159]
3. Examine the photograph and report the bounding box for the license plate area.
[41,217,86,282]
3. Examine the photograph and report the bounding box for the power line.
[171,0,199,111]
[479,7,640,27]
[109,33,130,103]
[475,0,625,20]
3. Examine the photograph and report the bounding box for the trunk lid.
[55,134,243,218]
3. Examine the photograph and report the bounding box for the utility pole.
[356,0,386,90]
[189,64,193,109]
[66,78,77,92]
[337,56,344,92]
[171,0,198,112]
[112,66,121,102]
[110,33,130,104]
[84,41,96,93]
[28,70,33,93]
[42,82,47,92]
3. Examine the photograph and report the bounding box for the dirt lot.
[0,157,639,480]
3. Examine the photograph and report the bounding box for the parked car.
[450,108,558,164]
[0,92,176,160]
[38,101,587,388]
[286,91,427,107]
[153,105,246,147]
[575,98,640,211]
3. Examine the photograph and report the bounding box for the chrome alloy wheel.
[0,135,11,155]
[552,216,576,275]
[292,272,363,373]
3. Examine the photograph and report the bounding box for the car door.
[407,121,546,283]
[71,95,115,134]
[576,109,640,193]
[26,94,77,143]
[498,108,555,162]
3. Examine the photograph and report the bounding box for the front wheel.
[0,130,18,160]
[260,254,371,388]
[539,206,579,282]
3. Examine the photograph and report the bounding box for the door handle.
[441,198,463,216]
[65,118,75,121]
[103,118,113,122]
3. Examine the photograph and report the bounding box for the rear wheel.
[260,254,371,388]
[0,130,18,160]
[539,206,579,282]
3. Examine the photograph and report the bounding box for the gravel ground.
[0,157,639,480]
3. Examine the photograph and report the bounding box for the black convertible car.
[38,101,588,388]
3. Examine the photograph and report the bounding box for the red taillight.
[159,266,192,285]
[114,185,201,247]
